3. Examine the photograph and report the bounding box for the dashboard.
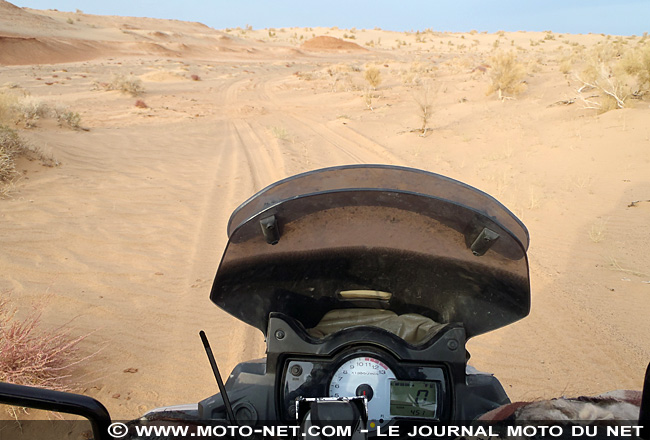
[280,347,448,429]
[199,317,510,427]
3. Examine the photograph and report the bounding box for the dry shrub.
[0,295,93,391]
[97,74,145,96]
[1,94,82,130]
[364,66,382,89]
[414,86,434,135]
[363,89,375,111]
[560,61,572,74]
[270,126,290,140]
[599,94,620,113]
[1,125,58,197]
[486,51,527,99]
[58,111,81,129]
[401,61,435,87]
[52,105,82,130]
[619,44,650,92]
[401,70,421,87]
[14,97,50,128]
[560,57,573,74]
[589,40,625,66]
[135,99,148,109]
[0,125,28,185]
[0,92,19,125]
[572,40,649,112]
[577,62,630,113]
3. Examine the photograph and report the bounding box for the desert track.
[1,5,649,421]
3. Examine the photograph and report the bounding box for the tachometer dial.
[328,356,396,428]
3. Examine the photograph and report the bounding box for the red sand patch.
[0,35,108,65]
[301,36,367,52]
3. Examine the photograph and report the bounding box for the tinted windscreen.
[211,182,530,338]
[227,165,529,250]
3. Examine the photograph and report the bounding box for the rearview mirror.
[0,382,111,440]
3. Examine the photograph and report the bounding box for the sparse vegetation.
[363,66,382,89]
[363,89,375,111]
[0,125,24,187]
[486,51,527,99]
[589,219,608,243]
[1,93,83,130]
[270,126,290,141]
[571,38,650,113]
[577,62,629,113]
[413,86,434,135]
[0,92,19,125]
[620,44,650,93]
[560,56,573,74]
[96,74,145,96]
[53,105,82,130]
[14,97,50,128]
[608,258,650,278]
[0,295,92,391]
[1,125,57,198]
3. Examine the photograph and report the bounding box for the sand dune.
[301,36,368,52]
[1,1,649,422]
[0,1,269,65]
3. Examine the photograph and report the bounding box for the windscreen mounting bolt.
[447,339,459,351]
[275,329,285,340]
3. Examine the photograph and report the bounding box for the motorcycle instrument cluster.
[281,350,446,429]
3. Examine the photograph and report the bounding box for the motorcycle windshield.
[211,165,530,339]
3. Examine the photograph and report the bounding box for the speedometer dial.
[328,356,396,427]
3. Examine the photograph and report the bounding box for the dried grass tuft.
[364,66,382,89]
[0,295,95,391]
[95,74,145,96]
[486,51,527,99]
[619,43,650,92]
[0,125,28,185]
[1,93,83,130]
[576,62,629,113]
[1,125,59,198]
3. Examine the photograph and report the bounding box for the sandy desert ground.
[1,0,649,423]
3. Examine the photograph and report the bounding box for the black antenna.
[200,330,237,426]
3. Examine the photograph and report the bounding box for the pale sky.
[10,0,650,36]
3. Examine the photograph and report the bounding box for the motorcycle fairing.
[210,165,530,339]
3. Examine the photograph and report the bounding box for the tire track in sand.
[191,75,290,371]
[171,74,290,382]
[220,118,289,367]
[260,75,406,166]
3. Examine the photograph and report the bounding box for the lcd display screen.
[389,380,438,418]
